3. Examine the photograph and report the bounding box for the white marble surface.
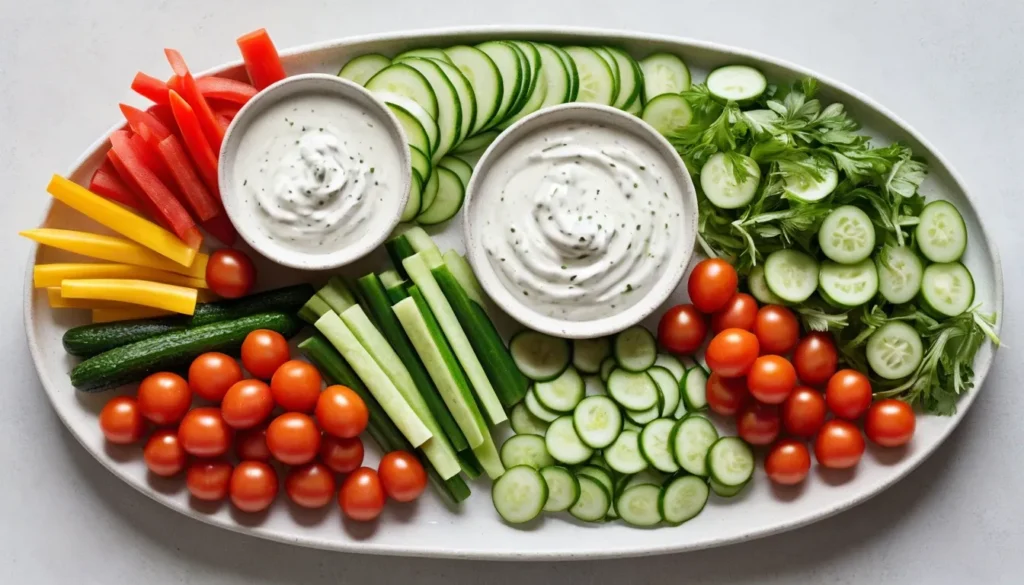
[2,1,1022,583]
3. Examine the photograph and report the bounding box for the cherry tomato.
[229,461,278,513]
[270,360,323,412]
[781,386,827,438]
[657,304,708,355]
[143,429,187,477]
[705,328,760,377]
[178,407,232,457]
[266,412,321,465]
[188,352,243,403]
[240,329,290,379]
[865,399,916,447]
[186,460,233,501]
[814,420,865,469]
[378,451,428,502]
[99,396,146,444]
[765,439,811,485]
[753,305,800,355]
[687,258,739,314]
[320,435,364,474]
[792,333,838,385]
[221,379,274,429]
[746,355,797,404]
[711,293,759,333]
[136,372,192,425]
[235,426,272,462]
[705,372,749,416]
[825,369,873,420]
[206,248,256,299]
[339,467,386,521]
[316,385,369,439]
[735,403,781,445]
[285,462,337,509]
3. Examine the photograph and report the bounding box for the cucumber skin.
[62,284,315,357]
[70,312,303,392]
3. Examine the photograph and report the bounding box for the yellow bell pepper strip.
[61,279,198,315]
[46,287,128,310]
[34,263,207,289]
[91,306,173,323]
[45,174,199,267]
[20,229,208,280]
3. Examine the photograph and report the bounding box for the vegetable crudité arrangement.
[24,28,999,530]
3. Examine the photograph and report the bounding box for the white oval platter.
[24,26,1002,560]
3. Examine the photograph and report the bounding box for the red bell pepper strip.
[131,72,170,105]
[154,132,220,222]
[201,212,238,247]
[196,77,258,104]
[164,49,224,153]
[237,29,286,91]
[168,90,220,199]
[108,132,202,250]
[106,148,170,229]
[147,104,178,136]
[128,133,177,188]
[89,161,141,211]
[120,104,172,141]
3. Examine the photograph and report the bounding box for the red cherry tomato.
[814,420,865,469]
[315,385,369,438]
[285,462,337,509]
[781,386,827,438]
[186,460,233,501]
[220,379,274,429]
[266,412,321,465]
[711,293,759,333]
[178,407,232,457]
[206,248,256,299]
[792,333,838,385]
[865,399,916,447]
[270,360,323,412]
[99,396,146,444]
[735,403,781,445]
[378,451,428,502]
[143,429,187,477]
[753,305,800,355]
[825,369,873,420]
[705,328,760,377]
[188,352,243,403]
[687,258,739,313]
[229,461,278,512]
[705,372,749,416]
[234,426,272,462]
[765,439,811,485]
[320,435,364,474]
[240,329,290,379]
[339,467,386,521]
[746,355,797,404]
[657,304,708,355]
[136,372,192,425]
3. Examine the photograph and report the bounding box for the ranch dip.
[471,121,687,321]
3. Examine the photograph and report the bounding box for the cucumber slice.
[605,430,649,474]
[607,48,642,110]
[671,415,719,477]
[584,374,606,397]
[653,353,686,382]
[622,420,643,433]
[500,434,555,469]
[648,366,680,418]
[623,469,666,491]
[710,477,748,498]
[592,47,621,106]
[388,104,432,161]
[540,466,580,512]
[394,48,453,64]
[380,93,439,155]
[510,330,571,382]
[877,245,925,305]
[365,63,439,121]
[639,53,691,99]
[748,264,785,305]
[510,402,550,436]
[438,155,473,189]
[418,165,439,214]
[401,171,422,223]
[572,395,623,449]
[818,259,879,308]
[524,386,560,423]
[572,337,611,374]
[576,465,614,495]
[866,321,924,380]
[550,45,580,102]
[535,366,585,413]
[641,93,693,136]
[700,152,761,209]
[706,437,754,487]
[607,369,659,411]
[706,65,767,104]
[625,95,643,115]
[660,475,710,524]
[570,474,611,522]
[409,146,431,182]
[451,130,499,155]
[445,45,502,135]
[499,69,548,129]
[764,249,820,303]
[783,159,838,202]
[564,46,616,105]
[613,326,657,372]
[916,200,968,263]
[545,415,594,465]
[819,205,876,264]
[535,43,572,108]
[599,357,616,382]
[501,42,533,121]
[416,166,465,225]
[432,59,478,145]
[339,53,391,86]
[626,403,661,426]
[920,262,975,317]
[617,484,662,527]
[506,41,542,119]
[476,41,522,129]
[401,58,462,161]
[640,418,681,473]
[680,366,708,413]
[491,465,547,524]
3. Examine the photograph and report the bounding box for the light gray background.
[2,1,1022,583]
